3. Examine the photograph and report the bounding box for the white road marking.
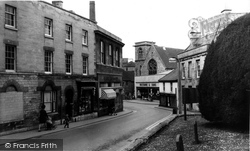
[146,114,172,130]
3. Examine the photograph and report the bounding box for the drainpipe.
[177,58,183,114]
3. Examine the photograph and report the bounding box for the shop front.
[97,73,124,117]
[98,88,117,116]
[76,80,97,116]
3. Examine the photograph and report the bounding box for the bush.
[198,13,250,127]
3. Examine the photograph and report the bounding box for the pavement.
[0,99,200,151]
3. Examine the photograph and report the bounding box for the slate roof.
[154,45,183,69]
[158,69,178,82]
[123,71,134,81]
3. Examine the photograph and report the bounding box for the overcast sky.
[44,0,250,60]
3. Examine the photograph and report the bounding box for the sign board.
[188,13,245,40]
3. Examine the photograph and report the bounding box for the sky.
[44,0,250,61]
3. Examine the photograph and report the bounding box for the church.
[134,41,183,100]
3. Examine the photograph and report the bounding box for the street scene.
[0,0,249,151]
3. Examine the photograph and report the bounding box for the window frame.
[66,24,72,41]
[115,48,120,67]
[44,51,53,74]
[82,56,88,75]
[101,41,105,64]
[148,59,157,75]
[181,62,185,79]
[65,53,73,74]
[108,44,113,65]
[138,48,143,59]
[5,5,16,28]
[42,87,57,113]
[82,29,88,45]
[188,61,192,79]
[196,59,201,78]
[45,18,53,37]
[5,44,16,72]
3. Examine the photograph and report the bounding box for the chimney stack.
[89,1,97,23]
[52,1,63,8]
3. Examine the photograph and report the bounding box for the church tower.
[134,41,155,76]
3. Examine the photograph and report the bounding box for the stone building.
[94,27,124,116]
[177,12,244,111]
[122,58,135,99]
[0,1,124,134]
[134,41,183,100]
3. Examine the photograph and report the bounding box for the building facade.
[0,1,124,133]
[177,12,245,111]
[134,41,183,100]
[94,27,124,116]
[122,58,135,99]
[158,69,178,108]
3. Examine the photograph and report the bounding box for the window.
[101,41,105,64]
[170,82,173,92]
[82,56,88,75]
[45,51,53,73]
[65,54,72,74]
[82,30,88,45]
[163,82,165,91]
[5,5,16,27]
[148,59,157,75]
[139,65,142,76]
[108,45,113,65]
[181,62,185,79]
[43,86,57,113]
[138,48,143,59]
[66,24,72,41]
[45,18,53,36]
[115,48,120,67]
[5,44,16,71]
[188,61,192,78]
[196,59,201,78]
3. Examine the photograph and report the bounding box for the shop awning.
[100,89,116,99]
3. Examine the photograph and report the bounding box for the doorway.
[65,88,74,118]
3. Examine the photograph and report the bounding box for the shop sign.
[140,83,148,87]
[188,13,244,39]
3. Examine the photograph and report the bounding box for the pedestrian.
[64,114,70,128]
[38,104,48,132]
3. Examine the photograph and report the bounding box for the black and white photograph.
[0,0,249,150]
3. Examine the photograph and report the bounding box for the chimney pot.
[52,1,63,8]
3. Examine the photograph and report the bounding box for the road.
[18,100,172,151]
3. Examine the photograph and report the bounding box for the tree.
[198,13,250,127]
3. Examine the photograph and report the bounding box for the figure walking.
[64,114,70,128]
[38,104,48,132]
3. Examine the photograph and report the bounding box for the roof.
[154,45,183,69]
[123,71,134,81]
[123,61,135,67]
[158,69,178,82]
[135,73,167,83]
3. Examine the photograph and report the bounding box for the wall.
[0,1,96,75]
[140,46,166,76]
[159,82,178,94]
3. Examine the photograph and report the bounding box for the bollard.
[194,121,199,144]
[176,134,184,151]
